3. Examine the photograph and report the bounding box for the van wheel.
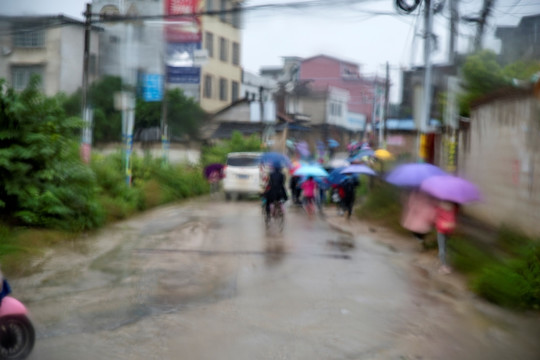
[225,192,231,201]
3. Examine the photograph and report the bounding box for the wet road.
[12,198,540,360]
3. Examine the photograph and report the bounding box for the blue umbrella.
[294,164,329,177]
[260,152,291,168]
[328,166,348,185]
[328,139,339,148]
[340,164,377,176]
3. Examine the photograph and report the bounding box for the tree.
[459,50,507,116]
[200,131,262,166]
[134,88,207,141]
[61,75,122,143]
[0,77,103,230]
[166,89,207,141]
[61,77,207,144]
[459,50,540,116]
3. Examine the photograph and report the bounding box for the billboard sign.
[165,42,201,84]
[164,0,201,43]
[142,74,163,102]
[167,66,200,84]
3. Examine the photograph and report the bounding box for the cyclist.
[263,163,288,222]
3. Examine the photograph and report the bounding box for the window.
[219,37,228,62]
[207,0,214,11]
[205,32,214,58]
[219,78,228,101]
[204,74,213,99]
[220,0,227,22]
[232,3,241,28]
[11,65,44,91]
[232,42,240,66]
[231,81,239,101]
[13,27,44,48]
[330,102,342,117]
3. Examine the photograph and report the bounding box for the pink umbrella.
[420,175,482,204]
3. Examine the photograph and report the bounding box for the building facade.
[299,54,378,132]
[0,15,100,97]
[495,14,540,65]
[92,0,243,113]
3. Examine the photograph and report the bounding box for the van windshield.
[227,156,260,167]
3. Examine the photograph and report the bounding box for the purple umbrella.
[340,164,377,176]
[385,163,447,187]
[296,141,310,158]
[420,175,482,204]
[203,163,224,179]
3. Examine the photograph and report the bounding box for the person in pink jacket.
[401,189,437,246]
[435,200,459,274]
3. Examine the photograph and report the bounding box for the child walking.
[435,200,459,274]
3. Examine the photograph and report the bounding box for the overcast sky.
[3,0,540,102]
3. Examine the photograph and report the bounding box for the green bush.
[448,236,498,274]
[200,131,262,166]
[152,163,208,202]
[356,181,403,231]
[472,244,540,310]
[90,152,145,221]
[0,77,104,231]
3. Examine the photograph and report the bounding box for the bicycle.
[265,200,285,233]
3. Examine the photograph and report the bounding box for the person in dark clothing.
[264,164,289,220]
[289,175,302,205]
[341,174,359,218]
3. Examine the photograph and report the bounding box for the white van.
[222,152,263,200]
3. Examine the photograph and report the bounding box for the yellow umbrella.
[375,149,393,161]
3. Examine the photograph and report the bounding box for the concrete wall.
[96,142,201,164]
[459,94,540,236]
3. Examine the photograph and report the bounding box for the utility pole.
[473,0,495,49]
[448,0,458,64]
[383,61,390,148]
[161,50,169,166]
[80,3,92,164]
[419,0,434,161]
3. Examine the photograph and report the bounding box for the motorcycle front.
[0,279,35,360]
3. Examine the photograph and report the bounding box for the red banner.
[164,0,201,42]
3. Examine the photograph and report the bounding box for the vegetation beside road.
[356,181,540,311]
[0,78,260,276]
[0,76,260,277]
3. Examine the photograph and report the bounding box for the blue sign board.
[142,74,163,102]
[167,66,200,84]
[165,42,201,84]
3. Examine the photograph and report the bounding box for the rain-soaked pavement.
[11,197,540,360]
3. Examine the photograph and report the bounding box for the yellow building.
[199,0,243,113]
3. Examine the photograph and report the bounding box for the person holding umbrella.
[434,201,459,274]
[420,174,481,274]
[340,173,359,219]
[263,162,289,223]
[300,176,318,216]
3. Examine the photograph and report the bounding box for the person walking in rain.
[341,174,359,219]
[435,200,459,274]
[300,176,318,214]
[400,189,437,248]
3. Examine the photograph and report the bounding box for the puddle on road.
[327,234,355,252]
